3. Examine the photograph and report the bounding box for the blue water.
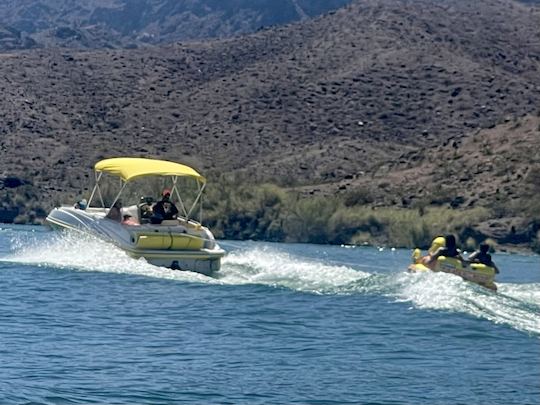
[1,225,539,405]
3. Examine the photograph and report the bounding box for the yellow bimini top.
[95,158,205,183]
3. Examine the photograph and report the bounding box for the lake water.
[1,225,539,404]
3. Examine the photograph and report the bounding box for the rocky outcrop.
[474,218,540,245]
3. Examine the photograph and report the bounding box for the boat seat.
[121,205,139,222]
[160,219,179,226]
[134,232,204,250]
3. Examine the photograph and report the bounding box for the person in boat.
[122,214,139,226]
[151,189,179,223]
[105,200,122,222]
[468,243,500,273]
[427,234,464,264]
[138,196,154,223]
[74,199,87,210]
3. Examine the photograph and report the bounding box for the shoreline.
[4,218,537,256]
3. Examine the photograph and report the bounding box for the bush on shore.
[203,179,496,248]
[4,175,538,252]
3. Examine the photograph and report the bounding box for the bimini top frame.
[87,157,206,222]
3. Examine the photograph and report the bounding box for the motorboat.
[46,157,225,275]
[409,241,497,291]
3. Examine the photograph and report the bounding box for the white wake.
[3,229,539,335]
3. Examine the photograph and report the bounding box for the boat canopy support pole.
[200,181,203,223]
[187,182,206,221]
[88,172,105,208]
[172,176,188,218]
[110,181,127,209]
[198,183,206,224]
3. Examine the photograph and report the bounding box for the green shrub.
[328,207,384,244]
[19,169,532,251]
[283,195,339,244]
[201,175,495,248]
[343,187,375,207]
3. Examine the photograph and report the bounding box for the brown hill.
[0,0,539,246]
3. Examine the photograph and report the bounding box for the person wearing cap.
[151,189,179,223]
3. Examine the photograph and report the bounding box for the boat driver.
[138,196,154,223]
[151,189,179,223]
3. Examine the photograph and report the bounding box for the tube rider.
[425,235,464,266]
[468,244,500,273]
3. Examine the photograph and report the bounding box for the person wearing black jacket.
[468,244,500,274]
[151,189,179,223]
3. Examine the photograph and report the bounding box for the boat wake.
[3,229,212,283]
[3,229,539,335]
[217,247,372,293]
[391,271,540,335]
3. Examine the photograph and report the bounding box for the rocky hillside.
[0,0,352,50]
[0,0,539,247]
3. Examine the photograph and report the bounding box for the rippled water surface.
[1,225,539,404]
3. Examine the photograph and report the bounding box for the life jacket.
[472,251,492,266]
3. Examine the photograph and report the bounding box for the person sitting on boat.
[417,236,445,265]
[105,200,122,222]
[122,214,139,226]
[138,196,154,223]
[427,234,464,264]
[468,244,500,274]
[151,189,179,223]
[74,199,87,210]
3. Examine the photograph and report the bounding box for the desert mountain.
[0,0,539,246]
[0,0,353,50]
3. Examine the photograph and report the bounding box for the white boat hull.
[46,206,225,276]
